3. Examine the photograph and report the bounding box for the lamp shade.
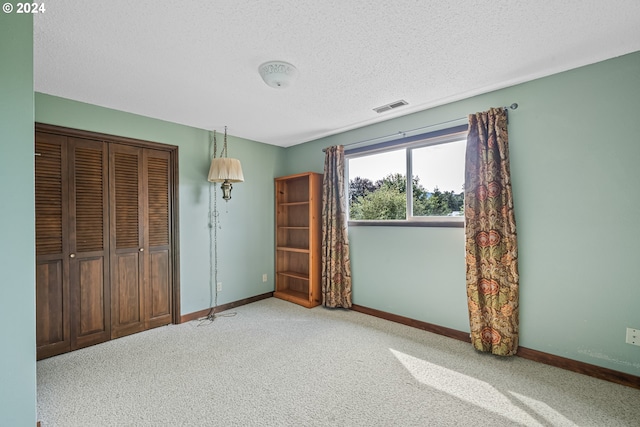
[208,157,244,183]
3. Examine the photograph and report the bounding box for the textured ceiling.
[34,1,640,147]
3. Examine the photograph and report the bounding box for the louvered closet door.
[110,144,146,338]
[110,144,172,338]
[67,138,111,349]
[146,150,172,328]
[35,132,70,359]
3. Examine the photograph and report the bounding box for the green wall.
[284,51,640,376]
[0,7,36,426]
[35,93,285,315]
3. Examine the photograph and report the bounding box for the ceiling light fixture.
[258,61,298,89]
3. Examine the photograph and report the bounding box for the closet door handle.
[139,248,144,252]
[70,253,76,258]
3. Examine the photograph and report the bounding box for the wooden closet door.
[110,144,173,337]
[35,132,70,359]
[109,144,146,338]
[146,150,172,328]
[68,137,111,349]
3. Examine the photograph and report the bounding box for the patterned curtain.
[465,108,519,356]
[321,145,352,308]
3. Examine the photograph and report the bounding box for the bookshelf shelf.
[273,172,322,308]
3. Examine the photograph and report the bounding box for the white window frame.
[345,126,467,227]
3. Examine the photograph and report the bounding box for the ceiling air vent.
[373,99,408,114]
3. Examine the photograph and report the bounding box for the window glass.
[348,149,406,220]
[346,130,466,224]
[411,139,465,217]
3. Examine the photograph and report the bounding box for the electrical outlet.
[262,273,268,282]
[626,328,640,346]
[217,282,222,292]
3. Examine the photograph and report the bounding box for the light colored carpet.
[37,298,640,426]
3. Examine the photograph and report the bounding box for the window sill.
[348,218,464,228]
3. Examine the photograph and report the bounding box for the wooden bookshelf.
[274,172,323,308]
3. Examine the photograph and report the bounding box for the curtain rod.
[322,103,518,152]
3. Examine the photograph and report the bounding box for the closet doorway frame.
[35,122,181,324]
